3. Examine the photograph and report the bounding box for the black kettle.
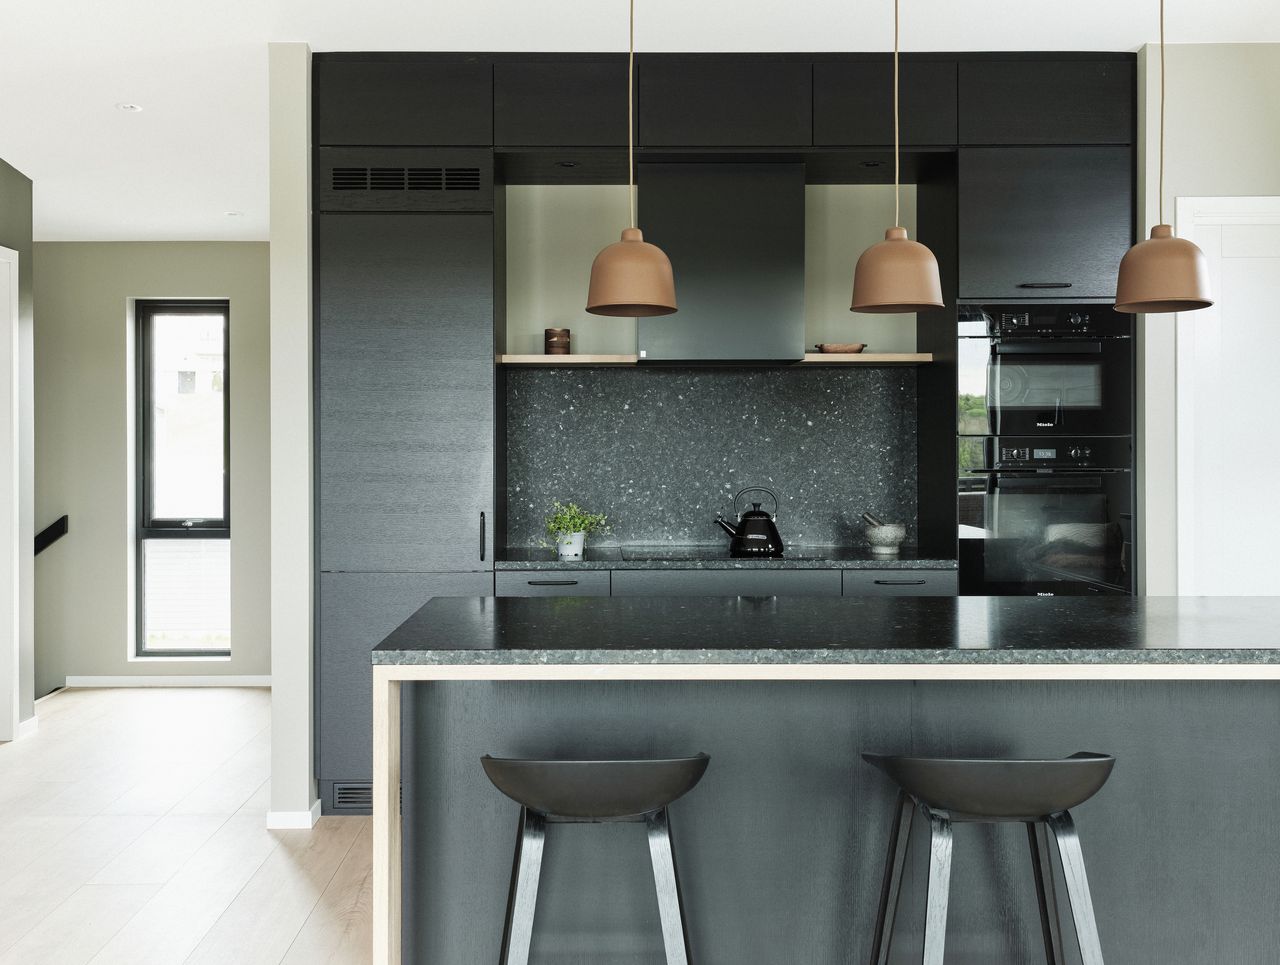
[715,487,785,558]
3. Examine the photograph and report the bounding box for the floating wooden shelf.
[799,352,934,365]
[498,354,640,366]
[498,352,933,366]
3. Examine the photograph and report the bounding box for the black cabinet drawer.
[958,147,1133,300]
[314,60,493,146]
[842,570,958,596]
[494,61,629,146]
[639,58,812,147]
[496,571,611,597]
[814,60,957,146]
[959,61,1134,145]
[611,570,841,597]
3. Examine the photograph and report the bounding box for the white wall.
[505,183,918,355]
[1137,43,1280,594]
[33,242,271,693]
[267,42,318,828]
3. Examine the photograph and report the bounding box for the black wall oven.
[958,306,1136,596]
[959,308,1133,437]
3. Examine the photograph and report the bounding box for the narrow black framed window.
[136,299,231,657]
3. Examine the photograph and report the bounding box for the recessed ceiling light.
[224,211,244,217]
[116,103,143,112]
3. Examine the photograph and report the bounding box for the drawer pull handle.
[1017,282,1073,289]
[873,579,928,586]
[528,580,579,586]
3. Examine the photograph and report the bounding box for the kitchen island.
[372,596,1280,964]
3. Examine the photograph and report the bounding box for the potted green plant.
[544,501,609,561]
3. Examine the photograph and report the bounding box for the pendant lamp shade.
[1115,224,1213,314]
[586,227,677,317]
[1114,0,1212,315]
[585,0,677,319]
[851,227,944,314]
[850,0,944,316]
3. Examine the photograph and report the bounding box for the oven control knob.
[1070,446,1092,460]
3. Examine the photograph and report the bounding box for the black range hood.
[637,161,806,362]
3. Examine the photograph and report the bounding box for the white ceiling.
[2,0,1278,242]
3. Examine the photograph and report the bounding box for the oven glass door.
[960,338,1133,436]
[960,470,1133,595]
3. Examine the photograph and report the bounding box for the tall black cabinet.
[315,183,497,812]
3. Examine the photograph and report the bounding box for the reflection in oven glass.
[990,362,1103,409]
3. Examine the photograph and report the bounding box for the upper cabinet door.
[317,212,495,572]
[958,147,1134,300]
[314,60,493,146]
[494,61,629,146]
[959,60,1134,145]
[814,60,957,146]
[638,57,812,147]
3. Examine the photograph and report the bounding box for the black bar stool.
[862,751,1116,965]
[481,753,710,965]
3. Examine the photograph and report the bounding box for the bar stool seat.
[481,754,710,820]
[863,751,1116,965]
[482,753,709,965]
[862,751,1115,821]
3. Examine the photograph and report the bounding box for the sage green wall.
[33,243,270,694]
[1137,43,1280,594]
[0,158,34,723]
[504,183,918,355]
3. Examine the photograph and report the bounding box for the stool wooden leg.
[647,808,692,965]
[921,807,953,965]
[1046,810,1105,965]
[870,791,915,965]
[1027,821,1065,965]
[499,808,545,965]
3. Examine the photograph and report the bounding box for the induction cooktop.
[618,545,825,562]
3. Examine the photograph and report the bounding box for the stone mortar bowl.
[865,522,907,556]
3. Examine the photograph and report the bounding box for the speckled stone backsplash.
[504,367,917,547]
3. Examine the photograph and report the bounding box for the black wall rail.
[34,515,68,555]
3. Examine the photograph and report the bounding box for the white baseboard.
[64,675,271,688]
[266,799,323,830]
[15,715,38,740]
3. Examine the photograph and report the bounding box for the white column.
[267,42,319,828]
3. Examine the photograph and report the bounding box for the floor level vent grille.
[332,782,373,811]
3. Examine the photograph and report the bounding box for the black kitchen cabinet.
[958,147,1133,300]
[314,60,493,146]
[494,61,629,146]
[638,57,812,147]
[495,570,611,596]
[959,60,1134,145]
[317,571,493,812]
[842,570,959,596]
[611,570,842,597]
[814,60,957,146]
[317,211,495,570]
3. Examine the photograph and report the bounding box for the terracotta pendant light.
[1115,0,1213,314]
[586,0,677,317]
[851,0,943,314]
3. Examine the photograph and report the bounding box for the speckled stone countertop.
[373,596,1280,666]
[496,545,957,571]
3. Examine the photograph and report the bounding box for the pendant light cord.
[894,0,901,227]
[629,0,637,229]
[1158,0,1165,225]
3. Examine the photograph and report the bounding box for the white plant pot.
[556,531,586,560]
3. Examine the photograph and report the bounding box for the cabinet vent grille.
[330,166,481,192]
[332,782,373,810]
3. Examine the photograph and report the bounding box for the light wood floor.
[0,688,371,965]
